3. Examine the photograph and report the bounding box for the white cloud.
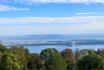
[0,16,104,35]
[0,16,103,24]
[16,0,104,4]
[68,0,104,3]
[1,0,104,4]
[0,4,30,11]
[76,12,96,15]
[0,22,104,36]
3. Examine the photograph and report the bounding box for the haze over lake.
[1,34,104,53]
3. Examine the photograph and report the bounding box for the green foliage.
[27,53,40,70]
[40,48,59,62]
[36,58,45,70]
[9,46,27,70]
[61,49,74,70]
[77,54,104,70]
[0,44,8,53]
[75,49,80,61]
[46,53,67,70]
[40,48,67,70]
[1,44,104,70]
[0,53,20,70]
[61,49,74,62]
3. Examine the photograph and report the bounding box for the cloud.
[0,4,30,11]
[68,0,104,4]
[0,22,104,36]
[15,0,104,4]
[0,16,104,35]
[76,12,96,15]
[0,16,103,24]
[0,0,104,4]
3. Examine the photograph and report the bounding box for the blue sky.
[0,0,104,36]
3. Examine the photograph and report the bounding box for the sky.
[0,0,104,36]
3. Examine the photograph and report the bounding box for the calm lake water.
[24,45,104,53]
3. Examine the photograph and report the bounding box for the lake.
[24,45,104,53]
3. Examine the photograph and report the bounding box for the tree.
[40,48,67,70]
[0,44,7,53]
[61,49,74,62]
[27,53,40,70]
[40,48,59,62]
[36,58,45,70]
[87,49,96,56]
[75,49,80,61]
[0,53,20,70]
[61,49,74,70]
[0,44,7,61]
[9,46,27,70]
[46,52,67,70]
[77,54,104,70]
[97,49,104,56]
[97,48,101,55]
[80,49,96,57]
